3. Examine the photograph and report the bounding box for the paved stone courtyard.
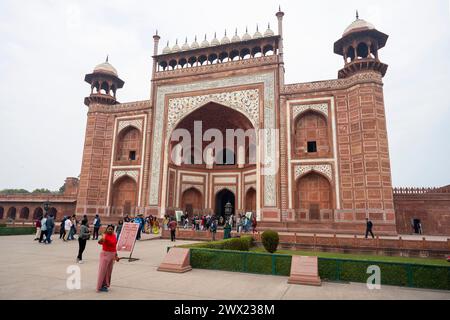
[0,235,448,300]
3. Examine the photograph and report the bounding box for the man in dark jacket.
[365,218,374,239]
[45,215,55,244]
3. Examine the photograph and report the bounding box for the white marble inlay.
[294,164,333,181]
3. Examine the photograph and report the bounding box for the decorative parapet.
[0,194,77,203]
[393,187,450,195]
[88,100,152,113]
[154,55,278,80]
[282,72,383,95]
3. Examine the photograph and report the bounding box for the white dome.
[200,35,210,48]
[264,24,274,37]
[242,27,252,41]
[231,29,241,42]
[343,18,375,36]
[221,31,230,44]
[94,61,118,76]
[181,38,190,51]
[191,36,200,49]
[253,25,262,39]
[162,41,172,54]
[211,33,220,46]
[172,40,181,52]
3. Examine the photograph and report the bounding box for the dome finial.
[356,10,359,20]
[106,55,109,63]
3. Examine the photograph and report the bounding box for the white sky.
[0,0,449,191]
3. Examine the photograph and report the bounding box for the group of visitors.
[34,213,55,244]
[236,213,257,234]
[121,214,160,240]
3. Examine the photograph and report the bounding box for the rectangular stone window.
[129,151,136,161]
[307,141,317,153]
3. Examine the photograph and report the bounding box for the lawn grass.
[250,247,450,267]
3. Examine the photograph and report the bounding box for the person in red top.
[251,214,257,234]
[34,217,42,241]
[168,218,177,242]
[96,224,119,292]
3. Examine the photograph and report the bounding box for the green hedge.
[319,258,450,290]
[188,248,450,291]
[183,236,254,251]
[0,227,36,236]
[0,224,6,228]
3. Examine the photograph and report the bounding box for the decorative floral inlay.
[167,89,259,135]
[118,119,143,133]
[113,170,139,183]
[295,164,333,181]
[293,103,328,119]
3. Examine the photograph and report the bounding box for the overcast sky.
[0,0,449,191]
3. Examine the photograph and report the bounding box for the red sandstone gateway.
[1,9,449,238]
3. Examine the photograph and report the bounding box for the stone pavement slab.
[0,235,449,300]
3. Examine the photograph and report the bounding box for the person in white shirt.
[39,215,48,243]
[64,218,73,241]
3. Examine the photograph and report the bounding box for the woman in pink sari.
[96,225,119,292]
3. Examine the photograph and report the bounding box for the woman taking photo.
[96,224,119,292]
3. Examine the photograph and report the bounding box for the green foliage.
[59,184,65,194]
[0,227,36,236]
[0,224,6,228]
[188,247,450,290]
[32,188,52,194]
[190,248,291,276]
[0,189,30,195]
[183,236,254,251]
[411,265,449,290]
[261,230,279,253]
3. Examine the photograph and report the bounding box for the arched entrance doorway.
[0,207,4,219]
[20,207,30,220]
[166,101,256,216]
[49,207,58,220]
[180,187,203,217]
[111,176,137,216]
[7,207,16,220]
[296,172,332,220]
[245,188,257,213]
[33,207,43,220]
[215,189,235,223]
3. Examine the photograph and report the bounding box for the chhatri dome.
[93,57,118,76]
[343,11,375,36]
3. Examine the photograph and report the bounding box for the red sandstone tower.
[331,13,396,233]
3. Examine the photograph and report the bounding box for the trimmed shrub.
[261,230,279,253]
[0,224,6,228]
[183,236,254,251]
[0,227,36,236]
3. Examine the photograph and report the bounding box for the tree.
[31,188,52,194]
[0,189,30,195]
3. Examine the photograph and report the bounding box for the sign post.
[116,222,140,262]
